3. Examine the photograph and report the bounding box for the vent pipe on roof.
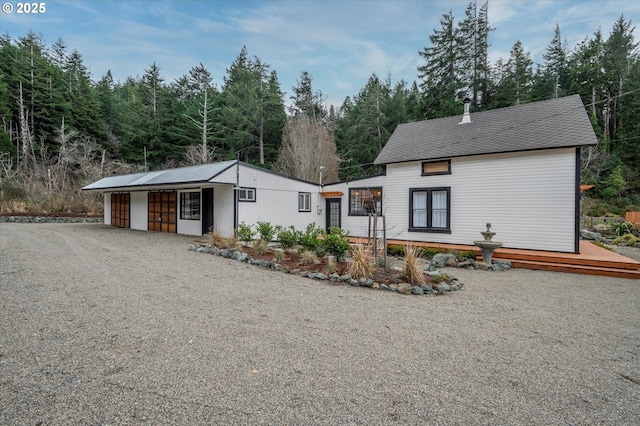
[459,97,472,124]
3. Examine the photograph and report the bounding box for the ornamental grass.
[401,245,426,285]
[347,244,373,280]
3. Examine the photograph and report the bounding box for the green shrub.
[236,222,255,243]
[387,244,405,257]
[421,247,446,259]
[612,233,638,246]
[610,221,636,236]
[299,223,323,252]
[430,272,451,283]
[322,226,350,259]
[277,225,300,249]
[256,221,277,242]
[458,250,478,260]
[0,179,27,201]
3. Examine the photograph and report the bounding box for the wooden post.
[372,213,377,260]
[383,215,387,271]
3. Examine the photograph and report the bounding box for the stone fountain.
[474,223,503,264]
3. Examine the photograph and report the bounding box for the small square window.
[298,192,311,212]
[238,187,256,202]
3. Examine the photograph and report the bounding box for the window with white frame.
[298,192,311,212]
[238,187,256,202]
[409,187,450,232]
[349,187,382,215]
[180,192,201,220]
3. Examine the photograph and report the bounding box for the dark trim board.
[574,147,581,254]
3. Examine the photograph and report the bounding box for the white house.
[321,95,598,253]
[83,160,323,236]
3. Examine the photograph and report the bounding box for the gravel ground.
[1,223,639,425]
[614,245,640,262]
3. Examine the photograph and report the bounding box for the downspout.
[235,158,240,237]
[574,147,581,254]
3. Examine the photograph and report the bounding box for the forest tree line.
[0,2,638,214]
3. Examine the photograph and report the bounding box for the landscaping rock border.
[0,215,104,224]
[190,243,464,296]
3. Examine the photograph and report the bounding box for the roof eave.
[374,143,596,166]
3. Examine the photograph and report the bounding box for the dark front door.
[325,198,341,232]
[202,188,214,235]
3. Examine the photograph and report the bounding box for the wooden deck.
[351,238,640,280]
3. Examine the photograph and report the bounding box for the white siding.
[233,165,322,233]
[130,192,148,231]
[323,175,387,235]
[325,148,578,252]
[213,185,235,237]
[103,193,111,225]
[99,163,324,237]
[176,190,201,236]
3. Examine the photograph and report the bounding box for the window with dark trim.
[409,187,451,232]
[421,160,451,176]
[349,187,382,215]
[180,192,201,220]
[238,187,256,202]
[298,192,311,212]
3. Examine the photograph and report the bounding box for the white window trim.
[298,192,311,212]
[238,187,256,202]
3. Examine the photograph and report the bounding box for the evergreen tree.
[289,71,327,122]
[532,24,570,101]
[456,1,493,108]
[418,10,459,117]
[220,47,285,165]
[493,41,533,106]
[568,29,606,118]
[65,50,105,144]
[602,15,638,146]
[335,74,399,178]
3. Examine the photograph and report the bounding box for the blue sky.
[1,0,639,107]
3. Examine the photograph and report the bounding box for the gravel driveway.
[1,223,638,425]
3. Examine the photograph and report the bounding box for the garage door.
[148,191,177,233]
[111,193,130,228]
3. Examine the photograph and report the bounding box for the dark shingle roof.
[374,94,598,165]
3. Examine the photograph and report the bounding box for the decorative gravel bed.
[2,223,639,425]
[189,242,466,295]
